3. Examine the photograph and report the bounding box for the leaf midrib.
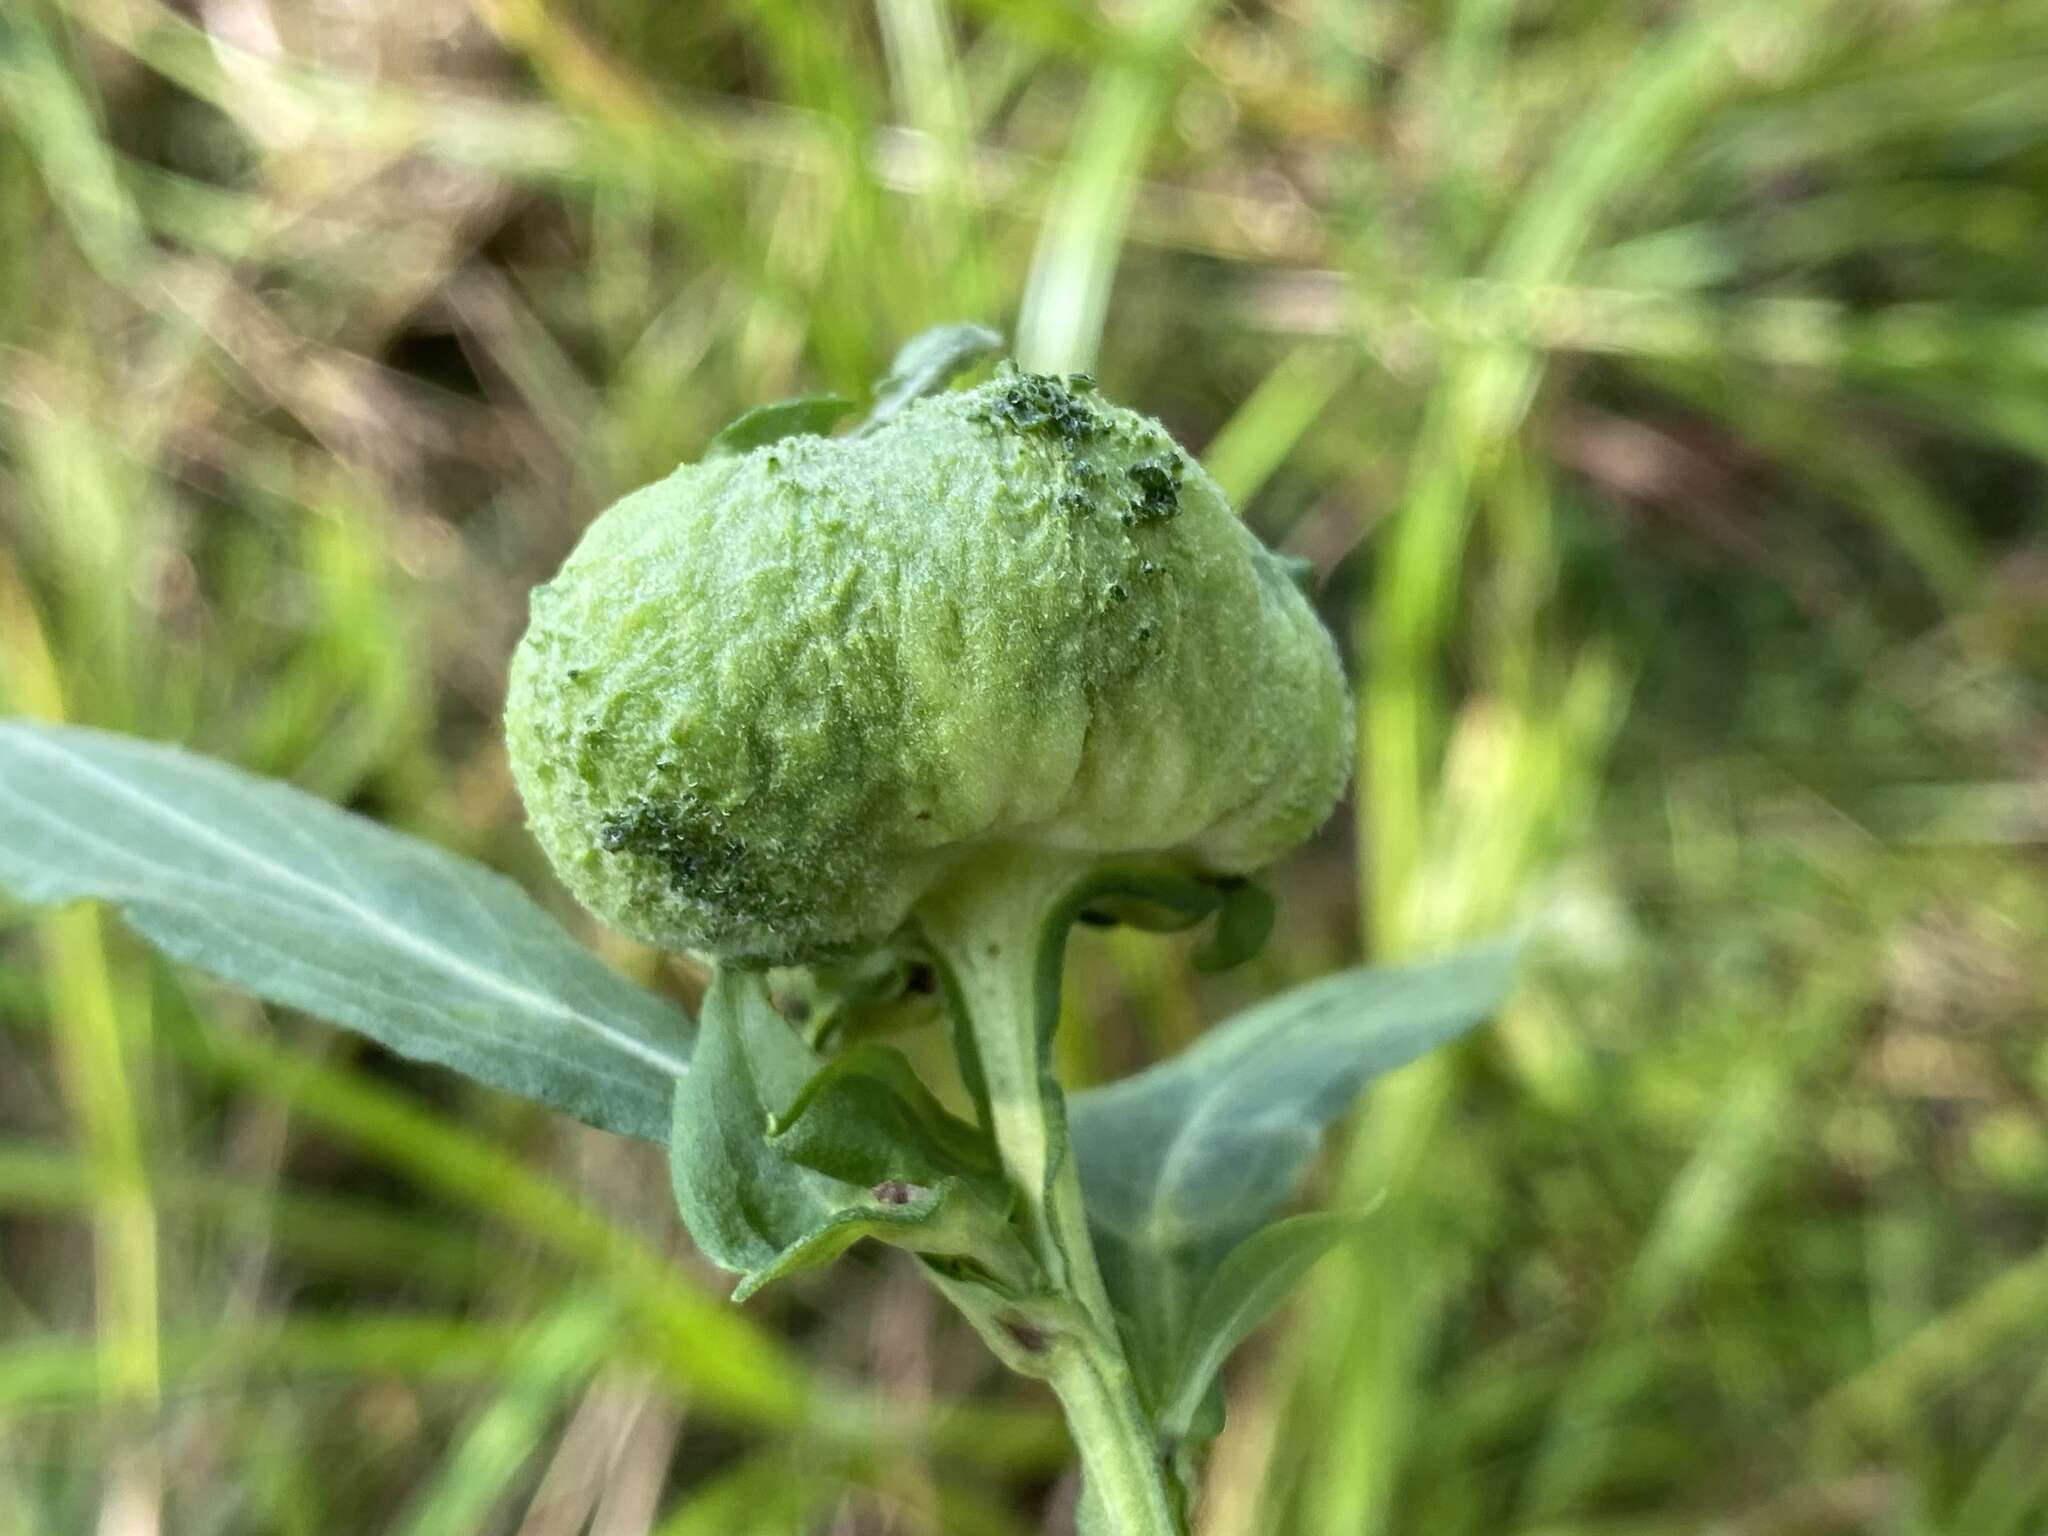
[0,725,689,1080]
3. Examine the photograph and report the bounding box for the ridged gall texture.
[506,371,1352,965]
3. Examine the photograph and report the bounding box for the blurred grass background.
[3,0,2046,1531]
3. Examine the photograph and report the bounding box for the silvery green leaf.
[1068,946,1515,1411]
[705,395,856,458]
[855,323,1004,435]
[0,721,688,1139]
[1071,946,1514,1269]
[670,970,1033,1302]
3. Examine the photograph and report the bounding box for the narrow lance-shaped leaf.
[0,721,688,1139]
[1159,1211,1365,1440]
[1071,945,1515,1268]
[1067,945,1516,1409]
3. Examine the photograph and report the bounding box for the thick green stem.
[917,848,1184,1536]
[918,850,1109,1316]
[1046,1341,1180,1536]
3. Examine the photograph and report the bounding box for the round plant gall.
[505,365,1352,966]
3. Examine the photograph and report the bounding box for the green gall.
[505,367,1352,965]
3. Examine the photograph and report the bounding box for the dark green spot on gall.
[1125,455,1183,524]
[973,366,1101,447]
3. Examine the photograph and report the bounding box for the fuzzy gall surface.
[506,369,1351,965]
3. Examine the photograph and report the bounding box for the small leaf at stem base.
[670,970,1037,1300]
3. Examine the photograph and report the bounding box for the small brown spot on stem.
[998,1316,1049,1354]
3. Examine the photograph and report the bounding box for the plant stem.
[918,848,1185,1536]
[919,849,1110,1317]
[1045,1339,1180,1536]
